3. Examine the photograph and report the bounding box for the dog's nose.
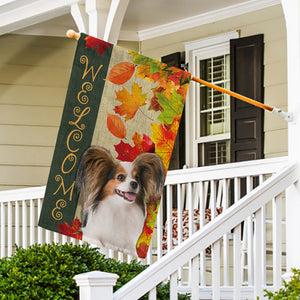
[130,181,138,190]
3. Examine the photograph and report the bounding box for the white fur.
[81,162,145,256]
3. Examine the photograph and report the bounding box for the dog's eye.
[135,175,140,182]
[117,174,126,182]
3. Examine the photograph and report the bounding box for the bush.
[0,243,190,300]
[264,268,300,299]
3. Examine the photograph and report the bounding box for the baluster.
[45,229,51,244]
[118,251,124,262]
[246,176,254,285]
[273,194,283,290]
[7,201,12,257]
[166,184,173,252]
[199,181,206,286]
[212,240,220,300]
[170,271,178,300]
[191,255,199,300]
[254,208,263,299]
[148,287,156,300]
[1,202,5,258]
[156,197,163,259]
[22,200,27,248]
[233,224,242,300]
[177,184,183,285]
[15,200,20,247]
[30,199,35,245]
[222,179,229,286]
[37,198,43,244]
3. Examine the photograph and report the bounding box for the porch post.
[74,271,119,300]
[281,0,300,272]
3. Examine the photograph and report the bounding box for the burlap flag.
[38,33,191,258]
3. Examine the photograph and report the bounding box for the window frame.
[185,31,239,167]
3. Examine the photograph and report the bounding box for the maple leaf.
[150,120,180,170]
[114,83,147,121]
[156,91,184,124]
[115,140,140,162]
[85,36,112,56]
[135,63,151,81]
[107,112,126,139]
[106,62,135,85]
[115,132,155,161]
[168,69,185,85]
[58,217,82,240]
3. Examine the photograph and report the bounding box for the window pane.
[199,54,230,138]
[198,140,230,167]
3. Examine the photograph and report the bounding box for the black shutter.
[161,52,185,170]
[230,34,264,162]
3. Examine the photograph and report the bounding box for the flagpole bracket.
[271,107,293,122]
[66,29,80,40]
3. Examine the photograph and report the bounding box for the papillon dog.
[76,146,165,256]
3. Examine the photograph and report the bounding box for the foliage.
[0,243,190,300]
[264,268,300,299]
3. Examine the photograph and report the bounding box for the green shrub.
[0,243,190,300]
[264,268,300,299]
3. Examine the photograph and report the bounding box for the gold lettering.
[66,129,83,153]
[61,153,77,174]
[80,55,103,82]
[51,199,67,221]
[77,82,93,105]
[69,106,90,130]
[53,175,75,201]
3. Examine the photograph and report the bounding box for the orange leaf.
[150,119,180,170]
[114,83,147,121]
[107,112,126,139]
[106,62,135,85]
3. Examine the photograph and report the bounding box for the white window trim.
[185,31,239,167]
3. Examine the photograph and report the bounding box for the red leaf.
[58,217,82,240]
[85,36,112,56]
[114,133,155,162]
[136,241,149,259]
[106,62,135,85]
[114,140,140,162]
[107,112,126,139]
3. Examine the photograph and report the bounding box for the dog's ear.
[134,152,165,196]
[76,146,116,207]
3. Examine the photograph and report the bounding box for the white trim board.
[138,0,280,41]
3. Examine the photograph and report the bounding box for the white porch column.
[281,0,300,271]
[84,0,129,44]
[74,271,119,300]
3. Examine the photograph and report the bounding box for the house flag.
[38,33,191,258]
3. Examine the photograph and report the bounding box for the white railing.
[111,161,297,300]
[0,156,292,299]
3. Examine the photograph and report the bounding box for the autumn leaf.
[107,112,126,139]
[150,120,180,170]
[156,91,184,124]
[114,82,147,121]
[115,132,155,161]
[85,36,112,56]
[135,63,151,81]
[58,217,82,240]
[106,62,135,85]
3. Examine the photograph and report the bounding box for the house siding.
[0,5,286,190]
[140,4,287,161]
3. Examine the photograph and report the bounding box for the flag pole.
[66,29,293,122]
[191,76,293,122]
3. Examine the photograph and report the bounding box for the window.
[185,31,239,167]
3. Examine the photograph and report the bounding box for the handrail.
[165,156,288,184]
[114,162,298,300]
[0,157,287,202]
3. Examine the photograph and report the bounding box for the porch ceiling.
[0,0,281,41]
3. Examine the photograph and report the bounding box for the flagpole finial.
[66,30,80,40]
